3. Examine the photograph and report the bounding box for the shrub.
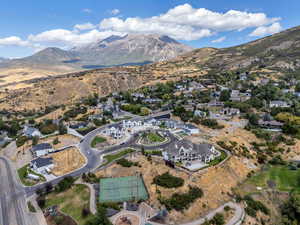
[153,172,184,188]
[55,176,75,192]
[116,158,139,167]
[200,119,224,129]
[82,207,91,218]
[16,135,28,147]
[160,186,203,211]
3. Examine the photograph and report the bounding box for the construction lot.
[51,147,86,176]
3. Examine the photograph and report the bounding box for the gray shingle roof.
[32,143,52,152]
[31,157,53,168]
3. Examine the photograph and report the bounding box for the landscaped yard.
[247,165,300,192]
[208,150,227,167]
[102,148,135,167]
[146,132,165,143]
[91,136,107,147]
[17,164,46,186]
[44,184,93,225]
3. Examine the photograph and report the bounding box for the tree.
[82,207,90,218]
[295,83,300,92]
[32,136,39,146]
[53,137,59,145]
[58,122,67,135]
[219,90,231,102]
[37,196,46,208]
[45,183,53,193]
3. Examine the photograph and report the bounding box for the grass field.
[102,149,135,167]
[44,184,93,225]
[248,165,300,192]
[91,136,107,147]
[146,132,165,143]
[17,164,46,186]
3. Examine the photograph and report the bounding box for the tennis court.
[99,175,149,203]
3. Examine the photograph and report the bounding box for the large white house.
[163,139,219,163]
[30,157,54,174]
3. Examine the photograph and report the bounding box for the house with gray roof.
[23,125,41,138]
[30,157,54,174]
[31,143,53,157]
[269,100,290,108]
[163,139,218,163]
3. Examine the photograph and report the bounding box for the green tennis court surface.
[99,176,149,203]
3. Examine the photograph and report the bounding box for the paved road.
[150,202,244,225]
[0,157,39,225]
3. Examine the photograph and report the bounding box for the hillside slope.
[1,25,300,111]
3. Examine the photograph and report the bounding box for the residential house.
[30,157,54,174]
[123,120,143,129]
[239,73,248,81]
[207,100,224,107]
[183,124,200,135]
[69,122,88,129]
[183,104,194,112]
[103,124,125,139]
[194,110,207,118]
[143,98,162,104]
[269,100,290,108]
[294,92,300,98]
[258,120,284,129]
[163,139,218,163]
[230,90,241,101]
[23,125,41,138]
[220,108,240,116]
[31,143,53,157]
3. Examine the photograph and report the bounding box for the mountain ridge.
[0,34,193,71]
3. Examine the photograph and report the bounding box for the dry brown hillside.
[1,25,300,111]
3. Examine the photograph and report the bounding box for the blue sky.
[0,0,299,58]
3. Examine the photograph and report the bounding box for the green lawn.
[91,136,107,147]
[208,150,227,167]
[102,149,135,167]
[248,165,300,192]
[146,132,165,143]
[44,184,93,225]
[17,164,46,186]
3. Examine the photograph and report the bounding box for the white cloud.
[99,4,281,40]
[28,29,124,48]
[249,22,282,37]
[82,8,92,13]
[74,23,96,31]
[0,3,283,53]
[110,9,120,15]
[211,36,226,43]
[0,36,29,47]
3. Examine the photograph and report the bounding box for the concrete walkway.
[150,202,244,225]
[75,180,97,214]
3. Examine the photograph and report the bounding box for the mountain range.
[0,34,193,71]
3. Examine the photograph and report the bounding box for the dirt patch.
[51,147,86,176]
[96,153,252,223]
